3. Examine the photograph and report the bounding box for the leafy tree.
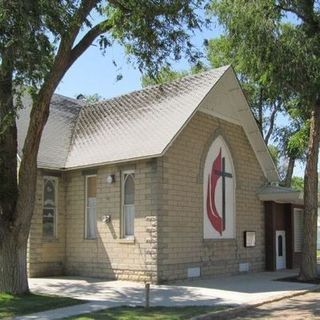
[147,35,308,186]
[141,63,207,87]
[207,35,309,186]
[0,0,203,294]
[207,36,282,144]
[292,176,304,191]
[268,145,281,169]
[210,0,320,280]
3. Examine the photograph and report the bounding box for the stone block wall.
[28,110,268,283]
[28,171,66,277]
[63,160,159,282]
[157,111,267,282]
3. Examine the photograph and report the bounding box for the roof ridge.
[86,65,231,108]
[52,93,85,105]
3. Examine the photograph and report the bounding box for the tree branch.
[264,103,278,145]
[258,87,263,134]
[107,0,131,13]
[276,4,309,23]
[276,1,319,32]
[69,20,112,68]
[15,1,105,230]
[67,0,100,44]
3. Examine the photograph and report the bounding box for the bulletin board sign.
[244,231,256,247]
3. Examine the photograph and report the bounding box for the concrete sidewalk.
[15,270,319,320]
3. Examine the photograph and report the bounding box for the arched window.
[85,175,97,239]
[203,136,235,239]
[43,177,58,238]
[122,172,135,237]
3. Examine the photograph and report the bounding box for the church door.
[276,230,286,270]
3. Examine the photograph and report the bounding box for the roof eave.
[257,191,304,205]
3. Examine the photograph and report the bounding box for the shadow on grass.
[0,292,84,318]
[229,291,320,319]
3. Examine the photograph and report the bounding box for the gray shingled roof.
[17,65,278,183]
[17,94,82,169]
[17,65,229,170]
[65,66,229,168]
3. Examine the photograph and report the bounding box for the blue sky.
[56,15,222,99]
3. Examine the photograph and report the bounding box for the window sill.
[118,237,135,244]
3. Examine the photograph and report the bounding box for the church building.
[18,65,305,282]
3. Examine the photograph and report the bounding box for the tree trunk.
[258,87,263,134]
[299,100,320,280]
[0,9,110,293]
[283,156,295,188]
[0,229,29,294]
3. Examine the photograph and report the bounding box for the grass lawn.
[66,305,231,320]
[0,292,83,319]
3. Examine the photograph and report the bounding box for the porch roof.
[257,185,304,205]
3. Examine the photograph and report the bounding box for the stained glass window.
[43,177,57,238]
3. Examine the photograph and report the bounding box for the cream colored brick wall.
[157,111,267,282]
[28,171,66,277]
[64,160,159,282]
[28,111,267,282]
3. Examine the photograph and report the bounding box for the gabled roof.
[17,94,82,169]
[17,65,279,182]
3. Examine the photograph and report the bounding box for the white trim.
[276,230,286,270]
[42,176,58,239]
[203,135,236,239]
[84,174,97,240]
[160,66,231,162]
[258,189,303,205]
[121,171,135,239]
[200,108,241,125]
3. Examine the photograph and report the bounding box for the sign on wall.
[203,136,235,239]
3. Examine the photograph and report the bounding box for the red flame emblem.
[206,149,223,235]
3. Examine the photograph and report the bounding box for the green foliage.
[207,35,285,140]
[0,293,82,318]
[107,0,204,76]
[66,305,230,320]
[209,0,320,107]
[268,145,280,168]
[0,0,205,93]
[291,176,304,191]
[0,0,205,142]
[141,67,188,87]
[141,62,207,87]
[207,1,320,185]
[76,93,102,103]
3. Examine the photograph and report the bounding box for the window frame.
[84,174,97,240]
[121,170,135,239]
[42,176,58,239]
